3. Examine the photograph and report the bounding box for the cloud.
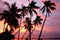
[0,0,8,13]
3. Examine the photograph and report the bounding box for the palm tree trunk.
[21,30,27,40]
[26,26,36,39]
[18,19,21,40]
[38,14,47,40]
[29,29,31,40]
[29,15,31,40]
[18,29,20,40]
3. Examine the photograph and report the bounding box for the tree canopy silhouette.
[38,0,56,40]
[33,16,43,26]
[27,1,39,16]
[0,2,21,32]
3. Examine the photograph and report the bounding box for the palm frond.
[50,2,56,6]
[49,6,56,10]
[32,9,37,15]
[33,16,43,26]
[40,6,45,11]
[29,9,33,16]
[4,2,10,9]
[42,7,45,13]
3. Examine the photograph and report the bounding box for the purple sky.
[0,0,60,38]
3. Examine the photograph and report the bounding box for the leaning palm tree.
[21,1,40,40]
[33,16,43,26]
[25,1,40,40]
[38,0,56,40]
[13,4,28,40]
[32,16,43,35]
[28,1,39,16]
[23,17,33,40]
[25,15,43,40]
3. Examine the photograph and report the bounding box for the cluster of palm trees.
[0,0,56,40]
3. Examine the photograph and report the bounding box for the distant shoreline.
[0,33,60,39]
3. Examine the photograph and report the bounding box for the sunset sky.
[0,0,60,38]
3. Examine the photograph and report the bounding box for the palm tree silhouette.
[23,17,33,40]
[0,2,21,32]
[32,16,43,37]
[25,16,43,40]
[0,28,15,40]
[33,16,43,26]
[0,2,21,40]
[25,1,39,40]
[38,0,56,40]
[21,1,39,40]
[28,1,39,16]
[20,4,28,18]
[13,4,28,40]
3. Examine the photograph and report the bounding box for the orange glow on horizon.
[0,21,4,33]
[20,27,26,32]
[0,21,53,33]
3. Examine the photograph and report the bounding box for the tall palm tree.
[32,16,43,36]
[25,1,40,40]
[28,1,39,16]
[33,16,43,26]
[20,4,28,18]
[38,0,56,40]
[23,17,33,40]
[13,4,28,40]
[20,1,40,40]
[25,15,43,40]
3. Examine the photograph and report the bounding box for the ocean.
[14,38,60,40]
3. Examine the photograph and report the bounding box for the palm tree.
[0,2,21,32]
[0,2,21,40]
[33,16,43,26]
[13,4,28,40]
[23,17,33,40]
[28,1,39,16]
[32,16,43,36]
[20,4,28,18]
[20,1,40,40]
[0,3,20,40]
[38,0,56,40]
[25,15,43,40]
[25,1,40,40]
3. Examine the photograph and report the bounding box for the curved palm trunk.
[29,29,31,40]
[26,26,36,39]
[38,14,47,40]
[27,0,33,40]
[18,28,20,40]
[18,19,21,40]
[21,30,27,40]
[28,0,31,39]
[21,27,36,40]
